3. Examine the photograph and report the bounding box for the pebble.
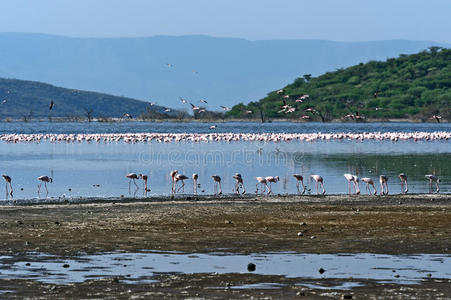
[310,236,316,239]
[299,222,307,226]
[296,291,305,296]
[247,263,256,272]
[63,264,70,268]
[342,294,353,299]
[319,267,325,274]
[297,232,304,237]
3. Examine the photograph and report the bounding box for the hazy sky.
[1,0,450,42]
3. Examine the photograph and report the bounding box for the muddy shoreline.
[1,194,450,299]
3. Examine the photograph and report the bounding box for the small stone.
[319,267,325,274]
[247,263,256,272]
[427,273,432,277]
[20,188,24,191]
[17,220,23,225]
[186,197,192,200]
[25,263,31,266]
[68,188,72,191]
[63,264,70,268]
[299,222,307,226]
[342,295,353,299]
[310,236,316,239]
[394,274,400,278]
[297,232,304,237]
[54,221,60,225]
[225,220,232,224]
[296,291,305,296]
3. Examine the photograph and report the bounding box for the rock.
[25,241,30,245]
[319,267,325,274]
[68,188,72,191]
[310,236,316,239]
[20,188,24,191]
[16,220,23,225]
[394,274,400,278]
[186,197,192,200]
[297,232,304,237]
[54,221,60,225]
[25,263,31,266]
[63,264,70,268]
[427,273,432,277]
[296,291,305,296]
[225,220,232,224]
[247,263,256,272]
[342,294,353,299]
[299,222,307,226]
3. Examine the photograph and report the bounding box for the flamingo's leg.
[241,183,246,194]
[44,182,48,194]
[435,182,440,193]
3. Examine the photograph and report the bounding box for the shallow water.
[0,122,449,200]
[0,251,449,287]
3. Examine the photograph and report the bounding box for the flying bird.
[220,106,231,111]
[200,99,208,104]
[49,100,54,110]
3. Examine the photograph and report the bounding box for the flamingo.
[175,174,189,193]
[190,103,200,111]
[265,176,280,194]
[379,175,389,195]
[126,173,139,192]
[425,175,440,193]
[361,177,377,195]
[344,174,360,195]
[200,99,208,104]
[170,170,178,193]
[293,174,305,194]
[49,100,54,110]
[399,173,408,194]
[212,175,222,195]
[310,175,325,195]
[220,106,230,111]
[139,174,150,192]
[233,173,246,194]
[255,177,269,194]
[37,175,52,194]
[2,174,13,197]
[192,173,198,194]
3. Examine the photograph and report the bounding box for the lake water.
[0,251,449,287]
[0,122,449,200]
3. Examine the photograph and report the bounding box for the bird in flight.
[190,103,200,110]
[1,99,6,104]
[49,100,54,110]
[123,113,133,119]
[200,99,208,104]
[180,97,187,104]
[220,106,231,111]
[431,115,441,123]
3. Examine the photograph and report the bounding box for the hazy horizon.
[1,0,450,43]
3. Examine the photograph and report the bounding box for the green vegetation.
[227,47,451,121]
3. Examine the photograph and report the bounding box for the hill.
[0,33,449,110]
[227,47,451,121]
[0,78,170,120]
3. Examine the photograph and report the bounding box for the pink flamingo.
[293,174,305,194]
[310,175,325,195]
[37,175,53,194]
[255,177,269,194]
[233,173,245,194]
[175,174,189,193]
[379,175,389,195]
[344,174,360,195]
[212,175,222,195]
[2,174,13,197]
[170,170,178,193]
[265,176,280,194]
[192,173,198,194]
[361,177,377,195]
[399,173,408,194]
[126,173,139,192]
[139,174,150,192]
[425,175,440,193]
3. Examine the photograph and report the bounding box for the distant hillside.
[227,47,451,121]
[0,78,169,120]
[0,33,449,109]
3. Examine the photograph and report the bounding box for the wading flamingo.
[425,175,440,193]
[175,174,189,193]
[233,173,246,194]
[212,175,222,195]
[37,175,52,194]
[344,174,360,195]
[310,175,325,195]
[265,176,280,194]
[293,174,305,194]
[361,177,377,195]
[139,174,150,192]
[170,170,178,193]
[192,173,198,194]
[2,174,13,197]
[379,175,389,195]
[255,177,269,195]
[399,173,408,194]
[126,173,139,192]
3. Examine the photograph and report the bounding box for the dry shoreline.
[1,193,450,299]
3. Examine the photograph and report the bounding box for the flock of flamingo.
[0,131,449,144]
[0,171,442,199]
[123,171,441,196]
